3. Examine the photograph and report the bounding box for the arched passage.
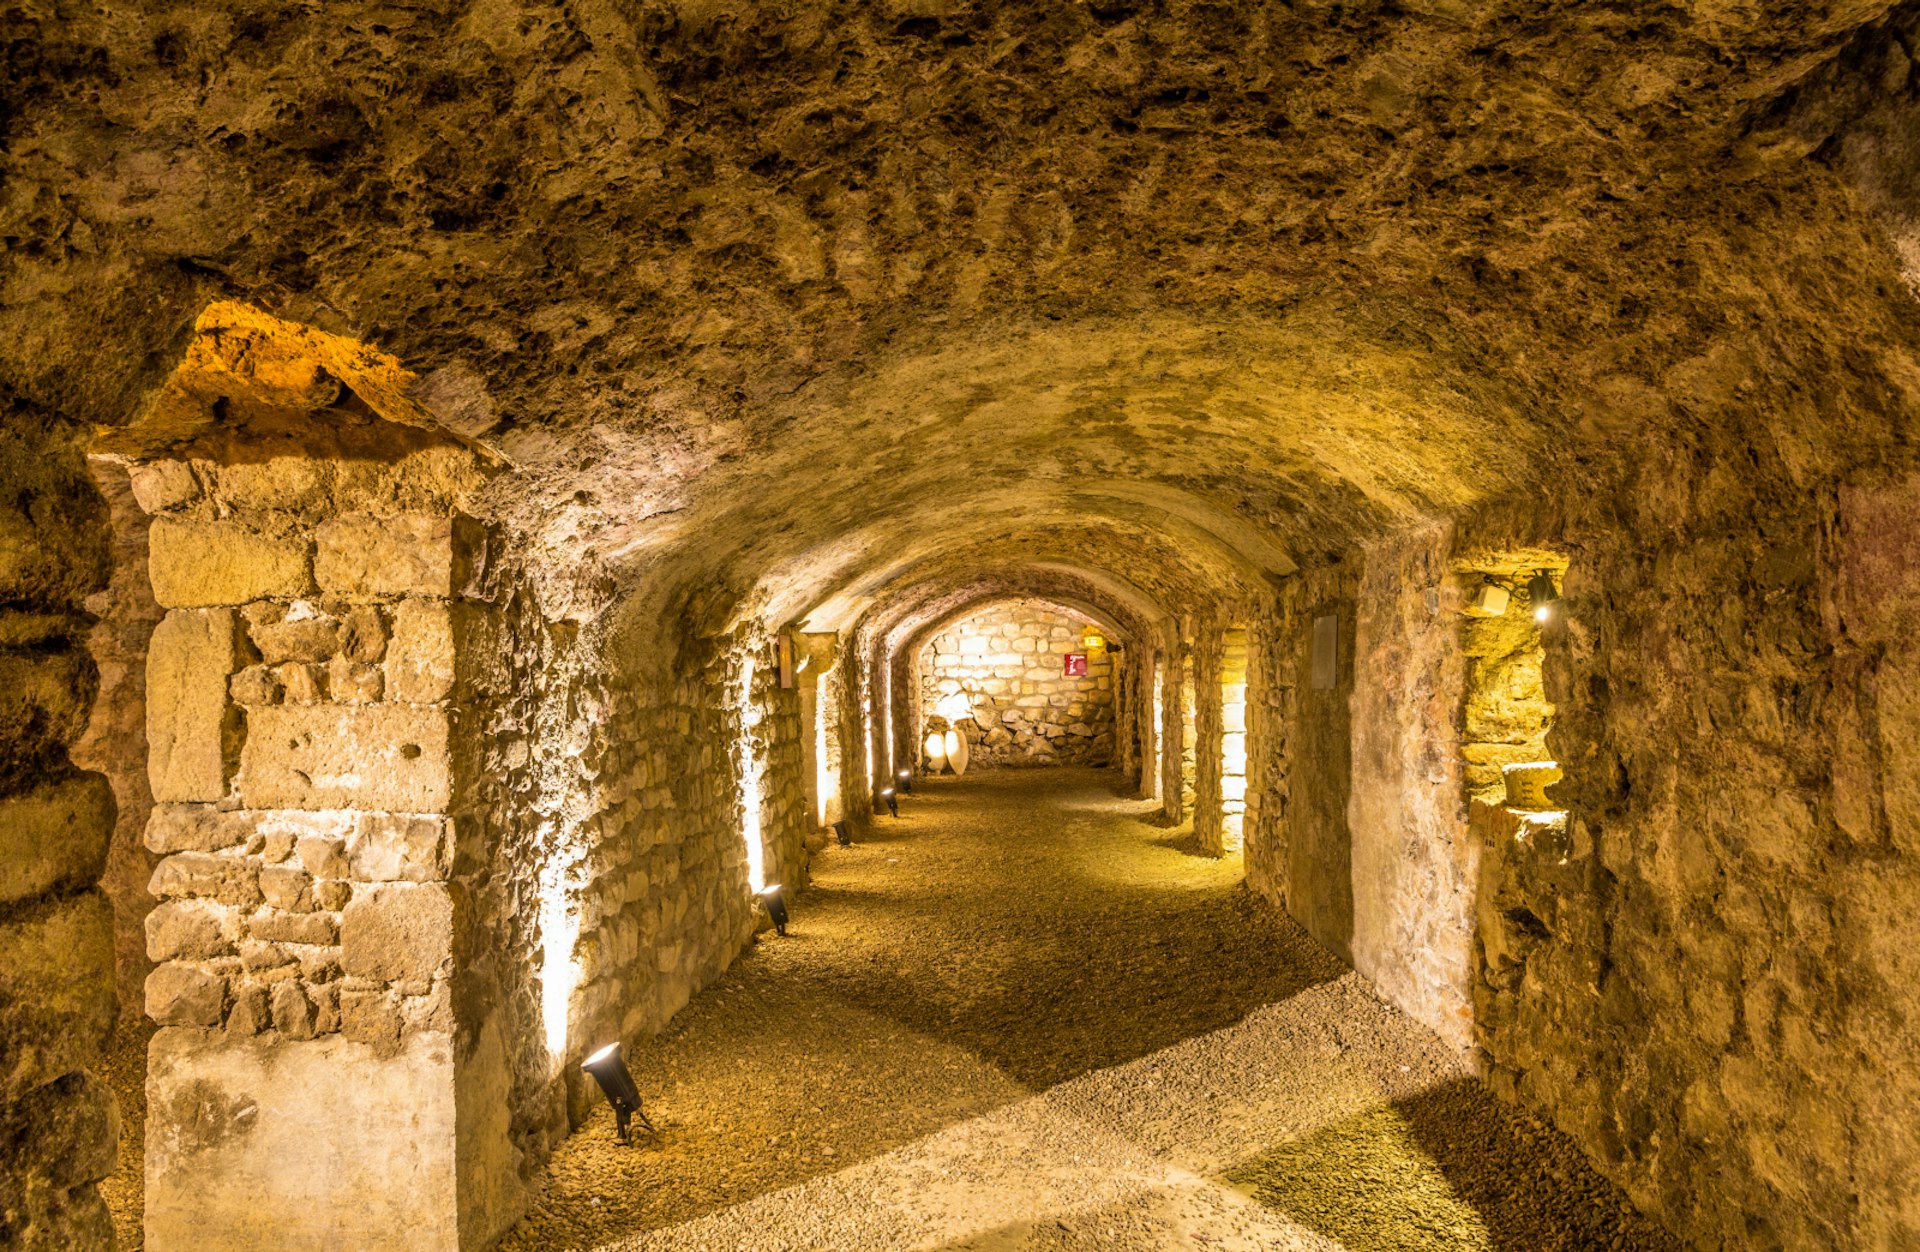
[9,7,1920,1250]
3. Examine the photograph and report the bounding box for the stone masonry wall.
[563,621,809,1122]
[1220,627,1250,849]
[1345,526,1477,1053]
[1252,488,1920,1250]
[918,604,1115,768]
[1189,623,1225,855]
[127,439,543,1249]
[134,466,483,1056]
[0,406,118,1249]
[1458,475,1920,1252]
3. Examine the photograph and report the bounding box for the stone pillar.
[1192,625,1226,856]
[796,633,841,828]
[1219,626,1251,852]
[133,463,522,1251]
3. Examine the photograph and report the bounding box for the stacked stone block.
[919,605,1116,767]
[139,510,473,1048]
[563,629,810,1080]
[126,445,529,1251]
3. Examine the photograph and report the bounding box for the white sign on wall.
[1311,614,1338,691]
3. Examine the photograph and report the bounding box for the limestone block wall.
[1252,569,1360,965]
[1157,632,1186,822]
[1251,489,1920,1250]
[562,627,794,1086]
[834,639,876,839]
[1345,527,1476,1053]
[0,411,118,1248]
[918,605,1115,768]
[126,445,537,1250]
[1178,626,1199,815]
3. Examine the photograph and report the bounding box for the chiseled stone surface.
[340,883,455,982]
[315,514,459,599]
[147,519,310,609]
[238,704,451,812]
[144,1028,504,1252]
[145,608,241,804]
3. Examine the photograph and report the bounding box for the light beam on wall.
[933,691,973,723]
[815,670,838,825]
[738,650,768,893]
[539,856,580,1061]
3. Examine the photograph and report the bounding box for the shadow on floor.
[796,771,1346,1091]
[502,766,1347,1248]
[1225,1079,1680,1252]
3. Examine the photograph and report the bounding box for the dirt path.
[506,767,1677,1252]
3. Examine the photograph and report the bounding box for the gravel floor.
[102,767,1679,1252]
[510,767,1677,1252]
[96,1011,153,1251]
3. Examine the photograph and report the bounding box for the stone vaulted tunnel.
[4,4,1920,1250]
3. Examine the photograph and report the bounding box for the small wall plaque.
[1064,653,1089,677]
[1311,615,1338,690]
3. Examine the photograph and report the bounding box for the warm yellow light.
[738,652,766,892]
[539,858,580,1061]
[934,691,972,723]
[925,731,947,766]
[943,730,960,758]
[1083,632,1107,651]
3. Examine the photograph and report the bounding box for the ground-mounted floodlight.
[580,1042,655,1143]
[880,786,899,818]
[896,767,913,795]
[1528,571,1560,623]
[756,883,789,936]
[833,819,851,846]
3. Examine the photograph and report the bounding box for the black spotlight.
[1527,571,1560,623]
[880,786,899,818]
[896,767,913,795]
[580,1042,655,1143]
[757,883,789,936]
[833,819,851,846]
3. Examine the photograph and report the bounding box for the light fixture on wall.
[1528,571,1560,623]
[880,786,899,818]
[896,767,913,794]
[580,1042,655,1144]
[1464,581,1510,619]
[756,883,789,936]
[833,819,852,846]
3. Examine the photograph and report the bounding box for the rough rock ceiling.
[8,0,1920,636]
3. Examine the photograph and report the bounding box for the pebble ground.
[508,768,1677,1252]
[103,767,1679,1252]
